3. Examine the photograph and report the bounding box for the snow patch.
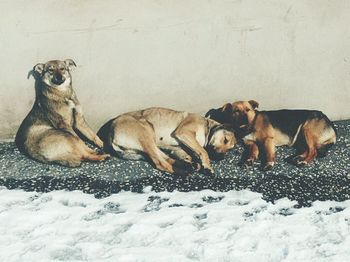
[0,187,349,261]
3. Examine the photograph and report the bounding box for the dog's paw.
[94,138,104,149]
[100,154,111,161]
[296,160,307,167]
[201,166,215,176]
[192,162,201,172]
[245,159,255,167]
[292,155,305,163]
[172,160,195,176]
[263,162,275,171]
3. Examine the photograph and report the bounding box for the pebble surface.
[0,120,349,206]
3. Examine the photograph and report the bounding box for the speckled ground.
[0,120,349,206]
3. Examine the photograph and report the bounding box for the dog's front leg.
[172,130,213,175]
[46,109,78,137]
[263,137,275,170]
[244,140,259,166]
[73,105,103,148]
[160,145,200,172]
[160,145,192,163]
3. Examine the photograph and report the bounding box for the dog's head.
[206,125,236,160]
[221,100,259,129]
[31,59,76,88]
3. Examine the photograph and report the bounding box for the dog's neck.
[205,119,220,146]
[34,79,74,110]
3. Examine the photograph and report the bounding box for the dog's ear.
[248,100,259,109]
[64,59,76,71]
[205,109,216,118]
[33,63,44,75]
[28,63,44,79]
[221,103,233,113]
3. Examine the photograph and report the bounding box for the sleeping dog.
[97,107,236,175]
[206,100,336,170]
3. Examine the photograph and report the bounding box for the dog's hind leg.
[82,146,110,162]
[111,145,147,161]
[35,131,83,167]
[316,121,336,158]
[140,142,176,174]
[296,124,318,166]
[35,130,109,167]
[297,119,336,165]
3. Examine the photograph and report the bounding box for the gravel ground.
[0,120,349,206]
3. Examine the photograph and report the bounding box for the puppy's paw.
[263,162,275,171]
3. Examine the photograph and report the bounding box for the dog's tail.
[322,113,338,136]
[316,112,337,158]
[97,118,116,155]
[317,143,335,158]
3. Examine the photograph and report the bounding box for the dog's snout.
[52,73,65,85]
[206,145,225,161]
[238,113,248,125]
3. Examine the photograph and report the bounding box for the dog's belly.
[273,128,292,146]
[154,127,179,146]
[243,130,292,147]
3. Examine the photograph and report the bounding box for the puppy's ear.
[248,100,259,109]
[221,103,233,113]
[64,59,76,71]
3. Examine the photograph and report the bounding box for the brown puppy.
[97,107,236,175]
[207,100,336,170]
[15,59,109,167]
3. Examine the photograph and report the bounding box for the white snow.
[0,187,349,262]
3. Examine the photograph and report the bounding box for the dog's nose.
[53,74,65,85]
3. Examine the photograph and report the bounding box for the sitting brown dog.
[206,100,337,170]
[15,59,109,167]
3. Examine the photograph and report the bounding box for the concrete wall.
[0,0,349,139]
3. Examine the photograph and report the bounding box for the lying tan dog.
[15,59,109,167]
[206,100,336,170]
[97,107,236,175]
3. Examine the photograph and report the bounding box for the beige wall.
[0,0,349,139]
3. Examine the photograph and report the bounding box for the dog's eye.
[59,67,65,71]
[246,108,250,112]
